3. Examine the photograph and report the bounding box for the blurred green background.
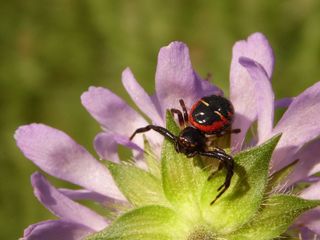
[1,0,320,239]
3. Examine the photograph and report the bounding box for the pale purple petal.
[15,124,125,200]
[295,208,320,236]
[304,176,320,183]
[239,57,274,144]
[122,68,163,125]
[59,188,131,213]
[194,72,224,97]
[298,226,319,240]
[300,179,320,200]
[59,188,111,203]
[155,41,218,115]
[94,132,152,170]
[275,97,294,109]
[94,132,143,162]
[31,172,109,231]
[22,220,93,240]
[294,181,320,236]
[81,86,148,136]
[285,140,320,186]
[231,33,274,79]
[230,32,274,152]
[271,81,320,172]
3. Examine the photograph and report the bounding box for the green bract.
[86,113,320,240]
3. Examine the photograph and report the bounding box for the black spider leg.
[215,128,241,137]
[170,109,185,127]
[207,147,225,181]
[199,150,234,205]
[130,125,177,143]
[179,99,188,123]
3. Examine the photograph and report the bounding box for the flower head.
[15,33,320,240]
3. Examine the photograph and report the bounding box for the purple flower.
[15,33,320,239]
[15,42,222,239]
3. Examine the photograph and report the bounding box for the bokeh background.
[1,0,320,239]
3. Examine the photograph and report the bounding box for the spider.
[130,95,240,205]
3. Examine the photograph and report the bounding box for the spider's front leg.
[199,149,234,205]
[130,125,177,143]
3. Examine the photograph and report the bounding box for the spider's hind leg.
[170,109,185,128]
[179,99,188,123]
[199,149,234,205]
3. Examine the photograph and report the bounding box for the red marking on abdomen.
[189,114,229,133]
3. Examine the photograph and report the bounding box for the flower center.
[188,226,216,240]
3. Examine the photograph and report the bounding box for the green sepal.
[85,205,189,240]
[106,161,168,207]
[143,136,161,178]
[161,112,207,219]
[266,159,298,193]
[227,194,320,240]
[200,134,281,234]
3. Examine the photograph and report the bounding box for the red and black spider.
[130,95,240,205]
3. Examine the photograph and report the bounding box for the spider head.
[175,126,206,157]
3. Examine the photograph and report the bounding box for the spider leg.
[232,128,241,134]
[170,109,185,127]
[212,146,226,154]
[179,99,188,123]
[130,125,177,142]
[199,150,234,205]
[215,128,241,137]
[207,161,223,181]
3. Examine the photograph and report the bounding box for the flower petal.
[295,208,320,236]
[300,179,320,200]
[230,32,274,151]
[297,226,319,240]
[94,132,143,162]
[81,86,148,136]
[58,188,131,212]
[295,181,320,236]
[31,172,109,231]
[194,72,224,97]
[15,124,125,200]
[275,97,294,109]
[122,68,163,125]
[271,81,320,172]
[58,188,111,203]
[285,140,320,186]
[155,41,220,115]
[239,57,274,144]
[22,220,93,240]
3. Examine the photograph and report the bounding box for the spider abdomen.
[189,95,234,134]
